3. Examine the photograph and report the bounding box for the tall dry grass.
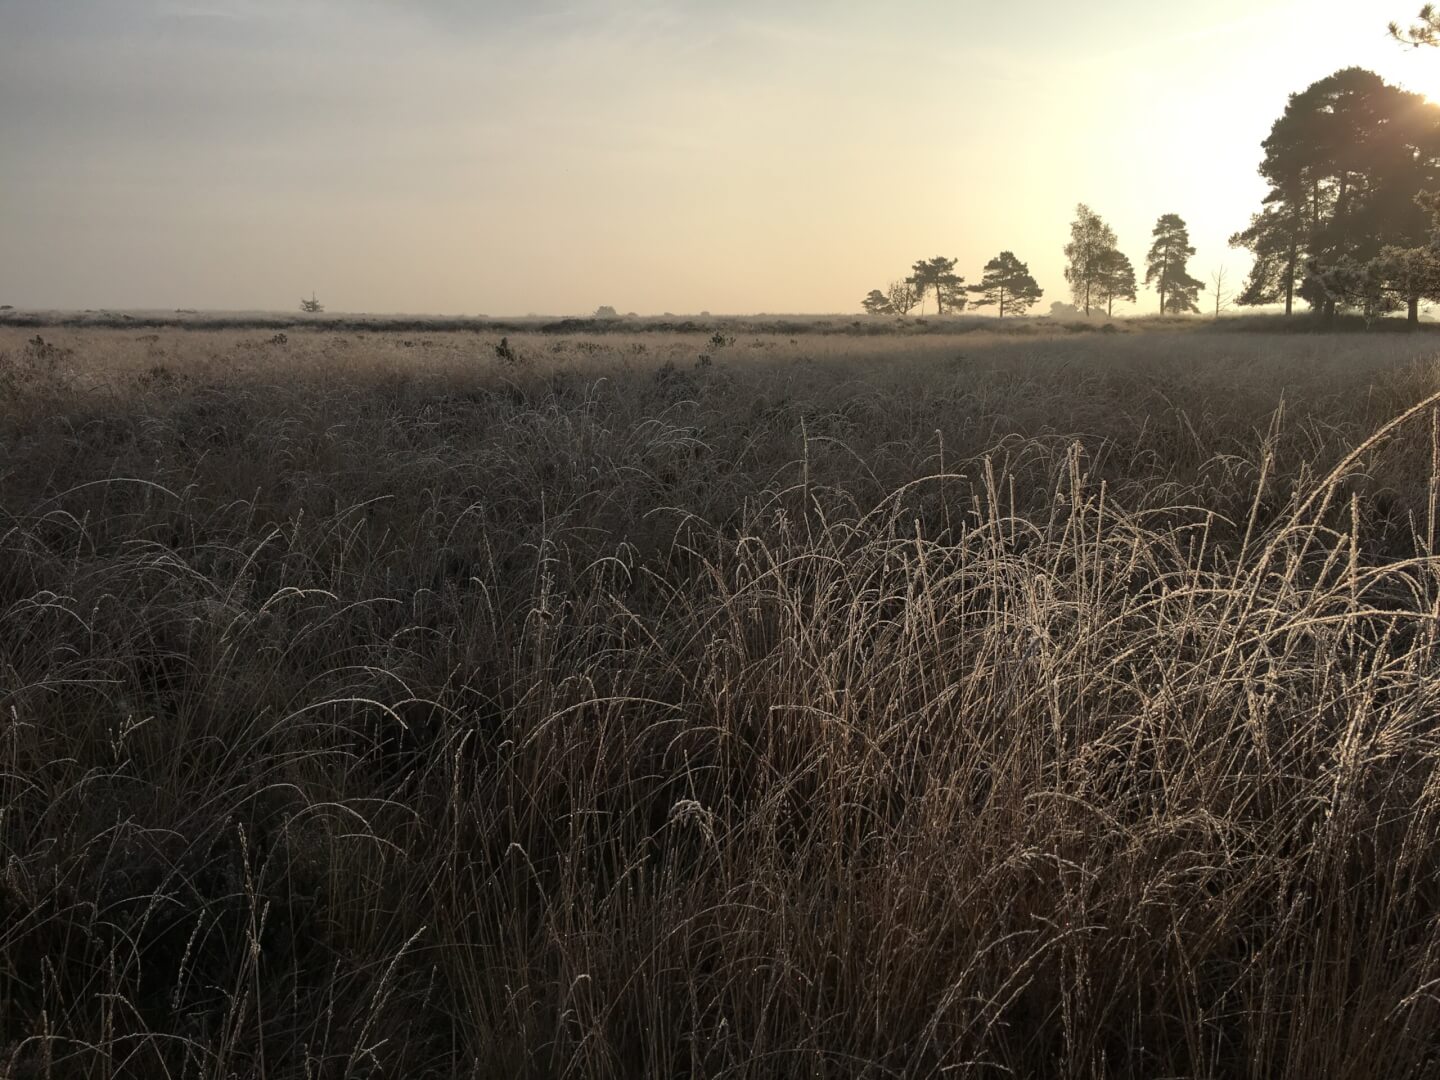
[4,326,1440,1078]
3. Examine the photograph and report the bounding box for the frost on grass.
[4,325,1440,1077]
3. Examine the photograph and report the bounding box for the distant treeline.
[864,64,1440,326]
[0,309,1080,336]
[7,307,1439,339]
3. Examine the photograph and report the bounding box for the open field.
[7,324,1440,1077]
[6,306,1440,336]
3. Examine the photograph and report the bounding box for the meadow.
[5,321,1440,1078]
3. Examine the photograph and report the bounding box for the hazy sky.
[3,0,1439,315]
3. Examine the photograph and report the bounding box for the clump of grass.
[495,335,523,367]
[4,326,1440,1077]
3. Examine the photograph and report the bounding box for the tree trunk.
[1410,294,1420,326]
[1284,240,1297,316]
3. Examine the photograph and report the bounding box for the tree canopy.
[969,252,1043,318]
[1232,67,1440,321]
[908,257,966,315]
[861,290,892,316]
[859,279,922,317]
[1063,206,1118,316]
[887,280,920,316]
[1146,214,1204,315]
[1391,5,1440,46]
[1229,203,1305,312]
[1094,250,1138,316]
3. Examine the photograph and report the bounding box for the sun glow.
[4,0,1440,315]
[1375,46,1440,107]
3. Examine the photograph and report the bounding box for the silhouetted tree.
[1146,214,1204,315]
[886,279,920,316]
[1233,68,1440,319]
[1391,5,1440,45]
[1063,205,1117,316]
[907,257,964,315]
[862,289,894,315]
[1230,202,1305,314]
[1094,249,1138,316]
[939,278,970,314]
[1309,245,1440,325]
[300,293,324,313]
[594,305,619,318]
[1374,244,1440,323]
[1308,255,1400,325]
[969,251,1043,317]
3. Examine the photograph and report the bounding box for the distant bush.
[0,335,70,396]
[494,335,521,366]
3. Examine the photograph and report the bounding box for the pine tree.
[861,289,894,316]
[1094,250,1138,316]
[907,257,964,315]
[969,252,1043,318]
[1391,5,1440,46]
[1230,69,1440,318]
[1146,215,1205,314]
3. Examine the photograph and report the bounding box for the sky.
[3,0,1440,316]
